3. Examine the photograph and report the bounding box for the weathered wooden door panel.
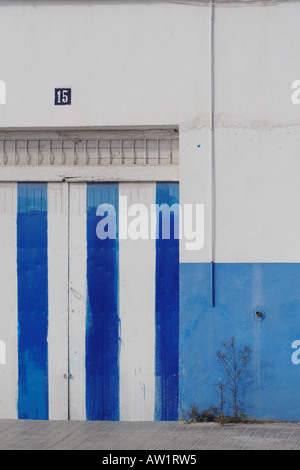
[0,181,179,421]
[68,182,179,421]
[0,183,69,420]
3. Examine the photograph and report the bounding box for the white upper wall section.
[214,2,300,127]
[180,1,300,264]
[212,2,300,263]
[1,1,300,262]
[0,0,210,127]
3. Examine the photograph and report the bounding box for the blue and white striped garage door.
[0,182,179,421]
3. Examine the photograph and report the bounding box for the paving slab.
[0,420,300,450]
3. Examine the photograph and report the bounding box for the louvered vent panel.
[0,130,179,167]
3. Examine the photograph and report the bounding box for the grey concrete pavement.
[0,420,300,450]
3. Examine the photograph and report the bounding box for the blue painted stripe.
[17,183,49,420]
[86,183,119,420]
[155,182,179,421]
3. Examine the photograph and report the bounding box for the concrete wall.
[1,0,300,421]
[179,1,300,422]
[1,1,298,261]
[0,1,210,128]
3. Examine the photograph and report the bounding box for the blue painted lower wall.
[179,263,300,422]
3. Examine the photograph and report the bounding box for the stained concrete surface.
[0,420,300,450]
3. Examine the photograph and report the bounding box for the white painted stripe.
[0,183,18,419]
[68,183,87,420]
[119,183,156,421]
[48,183,69,420]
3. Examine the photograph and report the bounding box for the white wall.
[213,3,300,263]
[182,1,300,263]
[0,1,300,263]
[0,1,210,127]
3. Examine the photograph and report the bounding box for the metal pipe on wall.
[210,0,216,307]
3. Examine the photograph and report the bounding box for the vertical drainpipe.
[210,0,216,307]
